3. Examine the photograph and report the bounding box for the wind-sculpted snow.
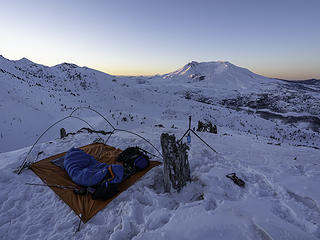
[0,128,319,239]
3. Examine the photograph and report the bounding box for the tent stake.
[76,219,82,232]
[75,214,83,233]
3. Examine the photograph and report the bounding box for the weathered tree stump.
[60,128,67,139]
[160,133,190,192]
[196,121,217,134]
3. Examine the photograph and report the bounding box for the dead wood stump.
[60,128,67,138]
[196,121,217,134]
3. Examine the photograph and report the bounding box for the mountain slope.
[1,56,319,153]
[0,56,116,152]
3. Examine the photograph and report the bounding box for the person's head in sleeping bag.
[92,164,124,200]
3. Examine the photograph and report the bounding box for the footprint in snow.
[287,191,320,211]
[145,209,172,231]
[271,200,306,232]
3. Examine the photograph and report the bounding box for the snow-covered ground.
[0,56,319,239]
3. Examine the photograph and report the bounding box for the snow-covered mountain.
[1,55,320,239]
[161,62,320,149]
[163,60,276,91]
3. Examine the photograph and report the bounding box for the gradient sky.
[1,0,319,79]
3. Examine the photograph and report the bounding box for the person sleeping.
[64,147,124,200]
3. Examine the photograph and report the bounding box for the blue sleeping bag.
[64,147,123,187]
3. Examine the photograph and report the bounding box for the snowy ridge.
[0,56,115,152]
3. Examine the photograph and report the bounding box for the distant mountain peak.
[54,62,79,69]
[166,60,235,78]
[15,57,34,65]
[186,61,199,67]
[162,60,275,90]
[184,60,233,70]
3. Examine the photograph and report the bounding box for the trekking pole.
[177,116,218,153]
[190,129,217,153]
[25,182,78,190]
[177,116,192,143]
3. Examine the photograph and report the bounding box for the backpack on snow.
[116,147,150,179]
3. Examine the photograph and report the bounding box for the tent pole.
[16,116,101,174]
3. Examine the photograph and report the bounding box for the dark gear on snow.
[226,173,245,187]
[92,180,119,200]
[116,147,150,179]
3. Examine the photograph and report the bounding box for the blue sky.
[1,0,319,79]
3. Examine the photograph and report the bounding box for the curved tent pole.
[16,116,101,175]
[71,107,163,158]
[108,129,163,158]
[70,107,115,130]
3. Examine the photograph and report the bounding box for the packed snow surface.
[0,56,319,239]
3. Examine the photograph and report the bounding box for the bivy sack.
[64,147,125,200]
[64,147,110,186]
[64,148,124,187]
